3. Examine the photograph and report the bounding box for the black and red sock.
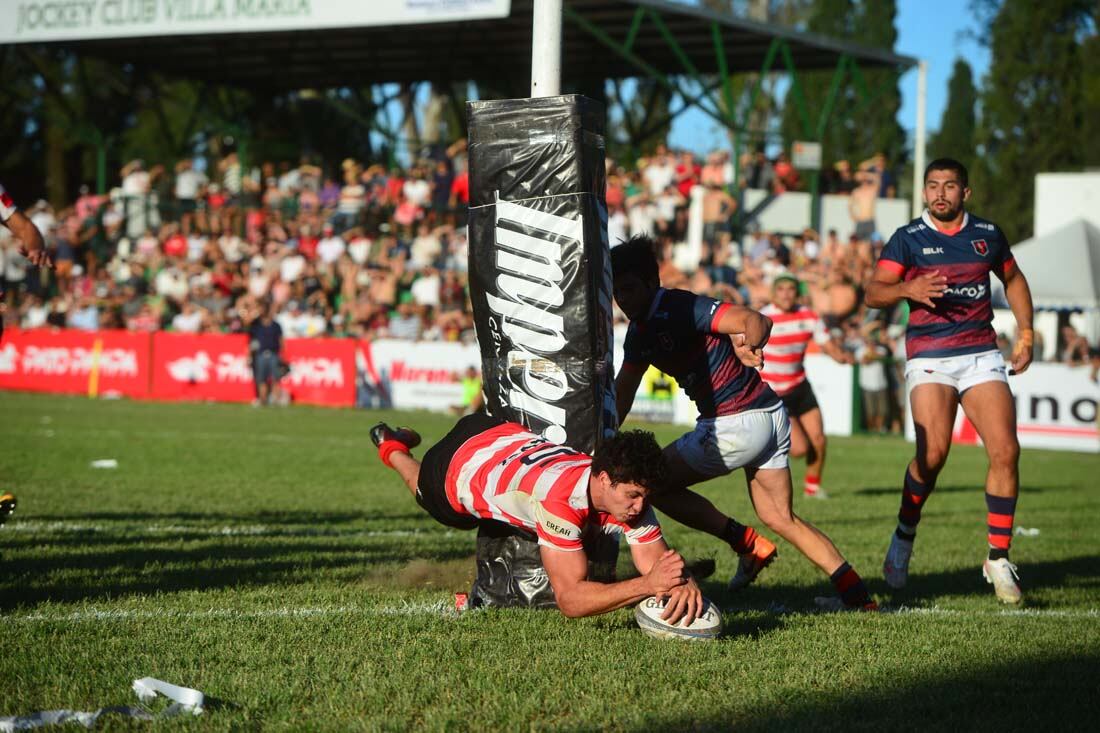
[830,562,873,608]
[721,519,757,554]
[985,493,1017,560]
[897,469,934,541]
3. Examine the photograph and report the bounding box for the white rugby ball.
[634,595,723,641]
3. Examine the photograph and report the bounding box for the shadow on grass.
[29,510,428,524]
[625,652,1100,732]
[1,536,475,611]
[712,555,1100,612]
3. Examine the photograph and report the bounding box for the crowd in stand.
[1,141,1087,431]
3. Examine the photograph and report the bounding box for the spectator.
[1059,325,1091,366]
[856,325,890,433]
[248,304,284,406]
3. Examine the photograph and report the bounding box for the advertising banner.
[281,338,356,407]
[3,0,512,44]
[467,94,616,454]
[359,339,481,412]
[151,332,253,403]
[0,328,150,398]
[905,363,1099,453]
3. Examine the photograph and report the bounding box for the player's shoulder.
[965,213,1006,240]
[892,217,928,240]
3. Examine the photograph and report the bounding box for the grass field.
[2,391,1098,731]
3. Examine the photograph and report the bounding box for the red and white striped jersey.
[0,183,16,222]
[444,421,663,552]
[759,303,829,395]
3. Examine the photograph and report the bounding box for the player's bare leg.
[884,383,957,588]
[790,408,828,498]
[657,446,777,589]
[388,451,421,497]
[745,466,875,609]
[961,381,1023,603]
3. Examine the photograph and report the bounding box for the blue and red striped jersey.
[622,288,778,417]
[879,211,1016,360]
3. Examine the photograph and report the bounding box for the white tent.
[1012,219,1100,310]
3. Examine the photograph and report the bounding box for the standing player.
[611,236,876,610]
[866,158,1033,604]
[369,415,704,622]
[759,273,855,499]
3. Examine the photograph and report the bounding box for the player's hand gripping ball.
[635,596,723,641]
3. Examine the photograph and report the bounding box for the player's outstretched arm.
[629,539,702,625]
[1000,262,1035,374]
[540,543,686,618]
[614,364,645,425]
[865,265,946,309]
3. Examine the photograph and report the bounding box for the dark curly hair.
[590,429,668,494]
[610,234,660,286]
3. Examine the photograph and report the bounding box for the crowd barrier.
[5,328,1095,452]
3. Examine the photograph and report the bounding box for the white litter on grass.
[89,459,118,469]
[1014,527,1041,536]
[8,603,464,625]
[0,677,203,732]
[5,521,456,540]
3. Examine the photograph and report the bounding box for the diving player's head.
[589,429,668,522]
[923,158,971,223]
[611,235,661,321]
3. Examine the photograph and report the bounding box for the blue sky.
[668,0,991,153]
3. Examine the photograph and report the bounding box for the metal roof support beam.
[564,6,734,138]
[623,7,645,53]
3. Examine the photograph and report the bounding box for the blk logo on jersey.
[971,239,989,256]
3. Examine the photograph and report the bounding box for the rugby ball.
[634,595,723,641]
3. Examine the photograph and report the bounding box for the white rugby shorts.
[905,349,1008,394]
[674,402,791,477]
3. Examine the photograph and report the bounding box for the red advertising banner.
[150,332,254,403]
[150,332,356,407]
[0,328,150,398]
[282,338,356,407]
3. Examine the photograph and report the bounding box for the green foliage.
[2,392,1099,729]
[971,0,1096,241]
[778,0,905,169]
[929,60,978,161]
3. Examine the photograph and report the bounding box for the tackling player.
[369,415,704,622]
[612,236,876,610]
[866,158,1034,604]
[760,273,855,499]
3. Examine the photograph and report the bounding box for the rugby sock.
[985,493,1017,560]
[721,519,756,554]
[830,562,873,608]
[804,474,821,496]
[378,440,410,469]
[896,469,934,541]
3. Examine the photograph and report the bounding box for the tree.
[778,0,855,163]
[928,59,978,160]
[970,0,1096,241]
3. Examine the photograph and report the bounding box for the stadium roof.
[12,0,918,90]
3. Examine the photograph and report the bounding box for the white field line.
[6,603,1097,626]
[7,601,459,625]
[4,522,456,539]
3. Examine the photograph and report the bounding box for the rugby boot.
[728,534,778,591]
[883,533,914,589]
[0,492,15,526]
[982,557,1023,605]
[369,423,422,450]
[813,596,880,612]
